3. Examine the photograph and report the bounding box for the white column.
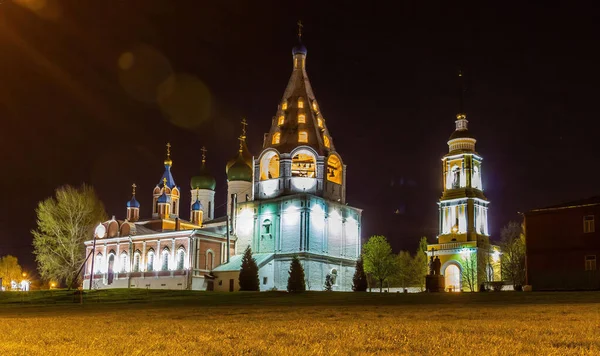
[142,241,146,272]
[116,242,121,275]
[171,239,176,270]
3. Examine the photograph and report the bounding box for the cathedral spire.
[158,142,176,189]
[262,25,336,155]
[457,70,466,119]
[448,70,476,152]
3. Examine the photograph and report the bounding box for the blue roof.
[126,197,140,208]
[212,253,274,272]
[157,191,171,204]
[292,43,307,56]
[191,199,203,211]
[159,164,177,189]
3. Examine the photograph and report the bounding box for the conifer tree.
[287,255,306,293]
[352,257,368,292]
[238,246,259,291]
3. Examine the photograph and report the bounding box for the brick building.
[525,197,599,290]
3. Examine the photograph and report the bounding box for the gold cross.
[163,177,167,187]
[132,183,137,195]
[297,20,303,40]
[166,142,171,158]
[201,146,207,164]
[241,117,248,137]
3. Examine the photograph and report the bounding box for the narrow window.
[312,101,318,111]
[324,135,330,148]
[317,117,323,129]
[585,255,597,271]
[263,277,268,285]
[278,115,284,126]
[298,131,308,143]
[133,251,141,272]
[161,249,170,271]
[298,114,306,124]
[177,249,185,270]
[120,253,128,273]
[282,101,288,110]
[272,132,281,145]
[584,215,595,233]
[147,250,155,272]
[298,97,304,108]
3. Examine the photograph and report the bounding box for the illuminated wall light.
[311,204,325,230]
[260,180,279,197]
[237,208,254,235]
[284,205,300,226]
[291,177,317,191]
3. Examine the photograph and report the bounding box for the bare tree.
[499,221,526,289]
[461,250,478,292]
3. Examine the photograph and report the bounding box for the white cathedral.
[83,32,362,292]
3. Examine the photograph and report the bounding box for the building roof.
[191,162,216,190]
[529,196,600,212]
[227,153,253,182]
[126,196,140,208]
[191,199,203,211]
[212,253,274,272]
[159,164,177,189]
[262,40,336,156]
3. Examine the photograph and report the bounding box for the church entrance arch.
[444,264,460,292]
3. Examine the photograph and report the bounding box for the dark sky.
[1,1,599,272]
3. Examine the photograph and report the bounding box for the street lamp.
[89,223,106,290]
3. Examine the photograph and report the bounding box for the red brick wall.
[525,205,600,290]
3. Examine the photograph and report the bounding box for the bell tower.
[438,71,489,244]
[427,71,496,293]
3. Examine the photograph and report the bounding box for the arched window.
[147,249,155,272]
[161,248,170,271]
[272,132,281,145]
[133,250,141,272]
[317,117,323,129]
[177,248,185,270]
[120,252,129,273]
[323,135,330,148]
[451,166,461,189]
[261,219,272,236]
[327,155,342,184]
[206,250,214,270]
[298,97,304,108]
[292,150,316,178]
[278,115,284,126]
[298,114,306,124]
[298,131,308,143]
[94,253,103,274]
[260,151,280,180]
[472,165,481,189]
[281,101,288,110]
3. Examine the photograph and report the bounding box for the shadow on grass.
[1,288,599,314]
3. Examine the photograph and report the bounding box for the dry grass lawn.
[0,290,599,355]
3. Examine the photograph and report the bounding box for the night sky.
[1,1,599,272]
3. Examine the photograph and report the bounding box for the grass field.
[1,290,599,355]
